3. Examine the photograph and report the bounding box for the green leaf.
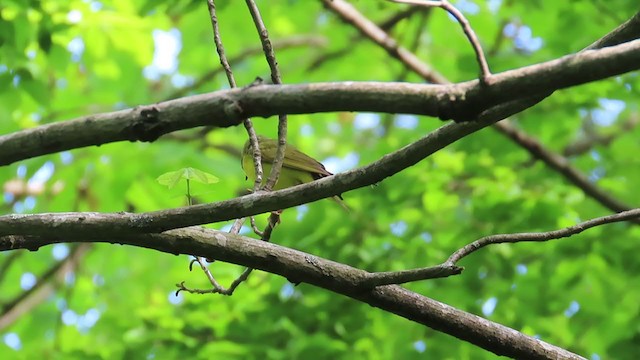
[156,167,220,189]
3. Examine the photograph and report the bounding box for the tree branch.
[322,1,640,216]
[447,208,640,264]
[0,118,499,236]
[389,0,492,82]
[493,120,636,215]
[2,38,640,166]
[245,0,288,192]
[359,208,640,286]
[0,228,584,359]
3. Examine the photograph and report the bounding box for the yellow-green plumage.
[242,136,347,210]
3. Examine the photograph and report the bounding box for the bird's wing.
[282,146,333,178]
[246,137,333,178]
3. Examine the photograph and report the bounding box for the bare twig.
[382,9,431,135]
[184,0,292,292]
[217,211,281,295]
[360,208,640,286]
[206,0,262,191]
[245,0,288,193]
[321,0,447,84]
[390,0,491,83]
[167,35,326,100]
[250,216,264,236]
[180,0,266,295]
[447,208,640,263]
[308,6,426,71]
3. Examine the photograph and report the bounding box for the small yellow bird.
[242,136,348,210]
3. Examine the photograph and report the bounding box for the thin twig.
[167,35,326,100]
[206,0,263,191]
[322,0,447,84]
[218,212,281,295]
[308,6,426,71]
[179,0,265,296]
[447,207,640,263]
[382,9,431,135]
[230,217,247,234]
[250,216,264,236]
[389,0,491,83]
[245,0,288,192]
[360,208,640,286]
[186,0,290,293]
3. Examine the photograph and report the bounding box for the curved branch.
[322,0,447,83]
[389,0,491,82]
[0,228,584,359]
[1,39,640,166]
[447,208,640,263]
[359,208,640,286]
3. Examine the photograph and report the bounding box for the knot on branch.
[130,105,164,142]
[222,97,246,120]
[435,88,489,123]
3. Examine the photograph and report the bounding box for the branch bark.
[0,118,495,235]
[1,39,640,165]
[0,228,584,359]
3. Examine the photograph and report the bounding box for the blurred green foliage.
[1,0,639,359]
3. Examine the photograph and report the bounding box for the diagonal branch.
[322,1,640,215]
[322,0,448,83]
[389,0,491,82]
[0,229,584,359]
[493,120,636,215]
[0,118,506,236]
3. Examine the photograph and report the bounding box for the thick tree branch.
[0,118,497,235]
[0,228,584,359]
[323,1,640,215]
[2,39,640,166]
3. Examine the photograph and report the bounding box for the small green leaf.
[156,167,219,189]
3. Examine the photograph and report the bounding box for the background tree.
[1,0,640,359]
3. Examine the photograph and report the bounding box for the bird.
[241,135,348,210]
